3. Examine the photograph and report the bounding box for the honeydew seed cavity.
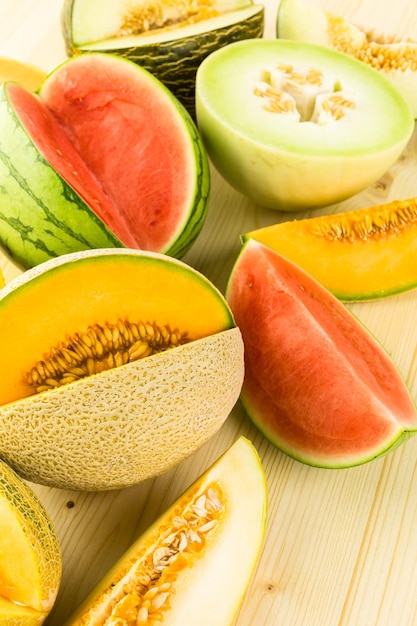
[254,64,357,124]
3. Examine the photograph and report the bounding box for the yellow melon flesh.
[0,460,61,623]
[0,248,234,406]
[0,57,46,91]
[65,436,268,625]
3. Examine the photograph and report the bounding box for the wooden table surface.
[1,1,417,624]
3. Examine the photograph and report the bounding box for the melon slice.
[277,0,417,117]
[62,0,264,118]
[245,197,417,301]
[195,38,414,211]
[0,459,61,624]
[65,436,267,626]
[0,56,46,91]
[0,52,209,269]
[0,248,244,490]
[226,238,417,468]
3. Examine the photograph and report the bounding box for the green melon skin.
[62,3,264,119]
[226,238,417,469]
[195,39,414,211]
[0,84,123,269]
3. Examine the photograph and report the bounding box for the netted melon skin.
[0,328,243,491]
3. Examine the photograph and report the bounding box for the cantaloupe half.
[0,248,244,491]
[0,459,62,624]
[65,436,268,626]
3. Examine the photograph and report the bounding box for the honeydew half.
[0,248,244,491]
[195,39,414,210]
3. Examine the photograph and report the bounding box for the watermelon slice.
[226,238,417,468]
[0,52,210,268]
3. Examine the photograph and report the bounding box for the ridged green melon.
[245,196,417,301]
[0,248,244,490]
[0,52,209,269]
[277,0,417,118]
[65,436,267,626]
[195,39,414,210]
[0,459,62,624]
[61,0,264,118]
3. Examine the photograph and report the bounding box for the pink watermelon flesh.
[7,54,197,252]
[227,238,417,467]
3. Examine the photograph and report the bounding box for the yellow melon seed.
[25,319,189,394]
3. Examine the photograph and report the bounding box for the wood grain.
[0,1,417,624]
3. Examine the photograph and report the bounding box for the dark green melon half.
[226,238,417,468]
[0,53,209,268]
[62,0,264,118]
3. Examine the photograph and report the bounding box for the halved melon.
[226,239,417,468]
[0,459,62,624]
[65,436,267,626]
[277,0,417,117]
[195,39,414,210]
[245,197,417,301]
[62,0,264,118]
[0,52,209,269]
[0,248,244,490]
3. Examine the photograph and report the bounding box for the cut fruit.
[65,436,268,626]
[245,197,417,301]
[277,0,417,117]
[195,39,414,211]
[0,52,209,269]
[0,56,46,91]
[0,248,244,490]
[62,0,264,118]
[226,238,417,468]
[0,459,62,624]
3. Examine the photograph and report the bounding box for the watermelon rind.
[0,84,123,269]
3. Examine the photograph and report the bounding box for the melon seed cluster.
[254,64,356,123]
[119,0,218,36]
[26,319,189,394]
[102,485,224,625]
[312,198,417,242]
[327,15,417,73]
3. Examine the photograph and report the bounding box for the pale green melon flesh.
[196,39,414,210]
[69,0,255,46]
[65,436,267,626]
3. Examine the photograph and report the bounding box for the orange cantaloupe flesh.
[0,251,234,406]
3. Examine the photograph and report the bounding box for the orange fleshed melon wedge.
[0,248,244,490]
[0,459,61,624]
[0,56,46,91]
[65,436,267,626]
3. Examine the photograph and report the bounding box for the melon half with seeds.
[0,248,244,491]
[195,39,414,210]
[0,459,62,624]
[277,0,417,117]
[0,52,210,269]
[65,436,267,626]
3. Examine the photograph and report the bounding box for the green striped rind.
[164,101,210,258]
[0,85,124,269]
[64,7,264,119]
[0,459,62,610]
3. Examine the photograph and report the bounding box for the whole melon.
[0,52,210,269]
[0,248,244,490]
[226,238,417,468]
